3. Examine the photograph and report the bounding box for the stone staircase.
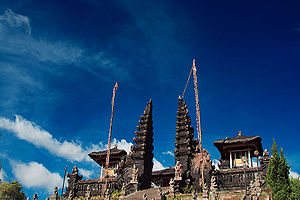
[123,187,169,200]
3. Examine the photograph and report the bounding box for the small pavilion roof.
[214,131,263,158]
[152,167,175,176]
[88,145,127,166]
[88,147,127,157]
[214,135,261,145]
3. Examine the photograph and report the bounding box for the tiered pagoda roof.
[174,97,198,186]
[130,99,154,190]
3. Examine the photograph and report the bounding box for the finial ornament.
[238,130,242,136]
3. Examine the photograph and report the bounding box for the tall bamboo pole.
[192,59,205,189]
[61,165,67,198]
[103,82,119,195]
[192,59,202,150]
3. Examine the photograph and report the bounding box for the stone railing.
[74,179,103,196]
[215,167,264,191]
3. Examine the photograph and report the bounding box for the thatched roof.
[152,167,175,176]
[214,135,261,145]
[214,132,263,158]
[88,147,127,158]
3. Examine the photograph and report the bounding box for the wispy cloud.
[10,160,62,193]
[78,168,94,179]
[162,151,174,157]
[0,8,130,81]
[0,9,31,35]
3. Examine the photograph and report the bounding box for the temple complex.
[63,98,270,199]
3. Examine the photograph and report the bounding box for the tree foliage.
[290,177,300,200]
[0,180,26,200]
[266,139,292,200]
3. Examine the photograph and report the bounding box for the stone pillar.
[248,150,251,167]
[229,151,233,169]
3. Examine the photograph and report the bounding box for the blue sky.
[0,0,299,198]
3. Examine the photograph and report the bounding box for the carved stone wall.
[214,167,266,191]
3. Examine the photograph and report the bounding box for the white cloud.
[78,168,94,179]
[0,115,89,162]
[290,170,300,179]
[0,115,165,174]
[212,159,220,170]
[153,158,165,171]
[10,160,62,193]
[111,138,133,154]
[162,151,174,157]
[0,169,7,181]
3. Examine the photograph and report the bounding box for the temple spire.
[131,99,154,190]
[174,98,197,191]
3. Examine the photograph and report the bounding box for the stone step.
[123,187,169,200]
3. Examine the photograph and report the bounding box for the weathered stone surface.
[174,97,197,191]
[50,186,59,200]
[32,194,38,200]
[65,165,82,198]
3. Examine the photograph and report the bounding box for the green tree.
[290,177,300,200]
[0,180,26,200]
[266,139,292,200]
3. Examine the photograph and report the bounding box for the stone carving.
[131,164,139,183]
[68,189,74,200]
[209,176,218,200]
[260,149,270,178]
[32,194,38,200]
[202,182,209,199]
[104,187,110,198]
[51,186,58,200]
[174,161,182,181]
[169,178,175,195]
[248,173,262,199]
[65,165,82,198]
[85,185,91,200]
[72,165,78,174]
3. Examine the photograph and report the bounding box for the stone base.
[125,181,138,196]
